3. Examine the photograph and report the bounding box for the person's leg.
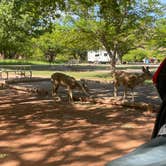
[151,101,166,138]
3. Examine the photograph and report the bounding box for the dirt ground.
[0,80,161,166]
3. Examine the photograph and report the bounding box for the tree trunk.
[105,47,116,71]
[111,52,116,71]
[111,43,119,71]
[116,53,122,64]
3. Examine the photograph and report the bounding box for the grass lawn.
[0,59,51,65]
[32,70,113,81]
[0,60,156,83]
[32,70,153,84]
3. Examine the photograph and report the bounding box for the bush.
[123,49,156,62]
[55,54,71,63]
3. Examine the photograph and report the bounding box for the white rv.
[87,50,111,63]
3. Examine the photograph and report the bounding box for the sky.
[161,0,166,3]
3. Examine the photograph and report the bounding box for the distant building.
[87,50,111,64]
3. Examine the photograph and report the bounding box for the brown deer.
[51,72,89,102]
[113,66,152,102]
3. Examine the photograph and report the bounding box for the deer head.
[142,66,152,80]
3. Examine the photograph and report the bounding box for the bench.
[0,65,32,80]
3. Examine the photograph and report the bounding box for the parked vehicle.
[87,50,111,64]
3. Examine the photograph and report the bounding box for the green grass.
[65,71,112,80]
[0,59,156,82]
[0,59,50,65]
[32,70,113,81]
[31,70,153,86]
[0,59,158,70]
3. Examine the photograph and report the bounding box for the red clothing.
[153,58,166,84]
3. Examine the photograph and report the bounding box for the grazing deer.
[51,72,89,102]
[113,66,152,102]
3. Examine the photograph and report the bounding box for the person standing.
[153,58,166,100]
[152,58,166,138]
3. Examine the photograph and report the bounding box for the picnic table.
[0,65,32,80]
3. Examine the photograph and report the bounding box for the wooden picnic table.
[0,65,32,80]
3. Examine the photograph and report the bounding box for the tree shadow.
[0,88,156,166]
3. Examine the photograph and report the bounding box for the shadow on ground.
[0,88,157,166]
[10,80,161,105]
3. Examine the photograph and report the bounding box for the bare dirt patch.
[0,80,161,166]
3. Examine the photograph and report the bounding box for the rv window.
[95,54,99,57]
[104,53,107,56]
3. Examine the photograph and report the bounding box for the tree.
[0,0,66,59]
[60,24,101,61]
[141,17,166,62]
[151,18,166,49]
[0,0,29,58]
[32,23,100,62]
[65,0,164,70]
[123,48,150,62]
[31,25,64,63]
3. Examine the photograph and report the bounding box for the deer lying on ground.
[51,72,89,102]
[113,66,152,102]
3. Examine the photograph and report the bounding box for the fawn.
[113,66,152,102]
[51,72,89,102]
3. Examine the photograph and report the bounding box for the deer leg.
[83,85,90,95]
[67,87,73,102]
[77,82,89,96]
[52,83,59,96]
[54,84,59,95]
[123,87,127,100]
[81,84,89,96]
[114,83,118,97]
[131,89,135,102]
[81,80,90,95]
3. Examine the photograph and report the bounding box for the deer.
[113,66,152,102]
[51,72,89,102]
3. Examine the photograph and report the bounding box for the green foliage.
[55,54,71,63]
[123,48,165,62]
[31,25,65,62]
[30,23,100,62]
[0,0,165,66]
[66,0,164,68]
[123,49,151,62]
[0,0,66,59]
[150,18,166,49]
[30,48,45,61]
[0,0,31,58]
[152,52,166,62]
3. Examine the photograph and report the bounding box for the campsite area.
[0,68,161,166]
[0,0,165,165]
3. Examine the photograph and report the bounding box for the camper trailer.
[87,50,111,64]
